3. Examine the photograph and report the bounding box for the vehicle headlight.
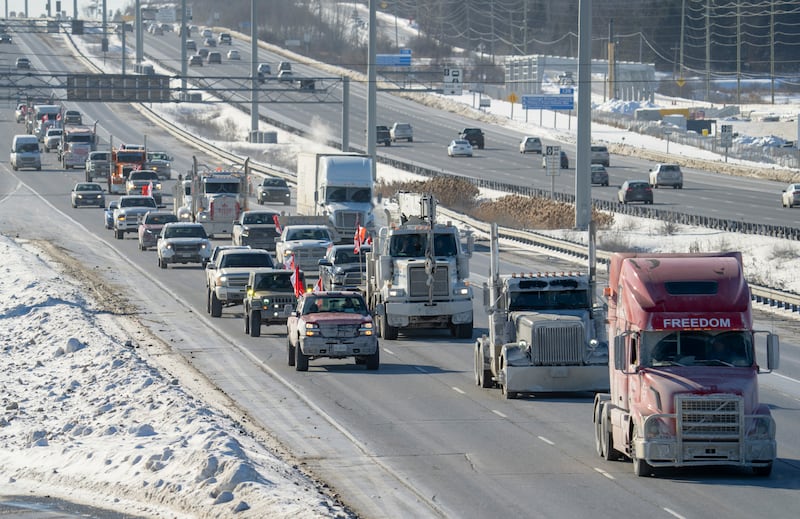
[283,249,294,257]
[746,416,775,440]
[95,194,103,199]
[201,242,209,249]
[453,286,470,296]
[304,322,320,336]
[644,417,673,440]
[388,288,405,298]
[155,183,162,190]
[359,322,373,336]
[117,214,125,221]
[215,275,228,286]
[165,243,174,250]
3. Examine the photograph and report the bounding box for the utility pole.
[736,1,741,104]
[679,0,685,80]
[575,0,592,231]
[705,0,711,101]
[607,19,616,100]
[770,0,775,104]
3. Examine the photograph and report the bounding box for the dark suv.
[376,125,391,146]
[460,128,485,149]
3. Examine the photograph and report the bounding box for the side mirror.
[766,333,780,371]
[318,259,331,266]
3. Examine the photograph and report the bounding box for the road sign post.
[545,145,561,199]
[720,124,733,163]
[443,68,462,95]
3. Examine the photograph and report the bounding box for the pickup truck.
[243,269,297,337]
[126,170,163,205]
[275,225,334,275]
[156,222,212,269]
[232,210,281,251]
[318,244,371,291]
[113,195,158,239]
[287,291,379,371]
[206,249,276,317]
[85,151,113,182]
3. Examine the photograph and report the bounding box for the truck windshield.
[388,233,458,258]
[508,290,589,312]
[645,331,753,367]
[205,181,240,194]
[255,274,293,292]
[67,134,93,144]
[325,187,371,203]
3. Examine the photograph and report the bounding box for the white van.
[11,134,42,171]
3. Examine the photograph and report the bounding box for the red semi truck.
[593,252,780,477]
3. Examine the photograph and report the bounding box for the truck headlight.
[453,287,470,296]
[165,243,174,250]
[215,275,228,286]
[644,417,672,440]
[388,288,405,298]
[359,322,374,336]
[746,416,774,440]
[304,322,320,336]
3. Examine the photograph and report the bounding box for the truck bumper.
[503,364,609,393]
[299,336,378,357]
[634,437,777,468]
[385,300,472,328]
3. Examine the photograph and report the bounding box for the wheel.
[380,314,398,340]
[210,292,222,317]
[158,257,167,269]
[633,455,654,477]
[256,196,263,205]
[365,345,380,370]
[244,308,250,334]
[594,404,605,457]
[753,462,773,476]
[249,311,261,337]
[71,203,76,208]
[475,341,493,388]
[601,410,622,461]
[206,290,212,314]
[115,229,123,239]
[408,137,413,142]
[454,322,473,339]
[295,340,309,371]
[500,356,517,399]
[287,337,295,366]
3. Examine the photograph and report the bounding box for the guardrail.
[68,34,800,315]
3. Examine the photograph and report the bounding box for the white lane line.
[538,436,554,445]
[382,347,395,356]
[492,409,507,418]
[414,366,428,373]
[771,372,800,385]
[663,508,686,519]
[452,386,466,394]
[593,467,615,480]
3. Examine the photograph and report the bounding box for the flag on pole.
[313,276,323,293]
[289,256,304,297]
[272,214,282,234]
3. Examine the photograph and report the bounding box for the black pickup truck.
[460,128,485,149]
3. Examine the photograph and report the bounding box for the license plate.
[333,344,347,354]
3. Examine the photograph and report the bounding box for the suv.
[218,32,232,45]
[390,122,413,143]
[257,63,271,83]
[256,177,291,205]
[618,180,653,205]
[459,128,485,149]
[591,145,610,167]
[156,222,212,269]
[648,163,683,189]
[207,51,222,64]
[243,269,298,337]
[376,125,391,146]
[519,136,543,154]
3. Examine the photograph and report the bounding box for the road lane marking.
[492,410,507,418]
[663,508,686,519]
[414,366,428,374]
[538,436,554,445]
[593,467,615,480]
[452,386,466,394]
[382,347,395,355]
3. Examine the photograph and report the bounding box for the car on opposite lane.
[781,183,800,208]
[188,54,203,67]
[618,180,653,204]
[447,139,473,157]
[390,122,413,143]
[16,57,31,69]
[227,49,240,60]
[542,150,569,169]
[70,182,105,208]
[590,164,609,186]
[519,136,543,154]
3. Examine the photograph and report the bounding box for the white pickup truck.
[113,195,158,240]
[205,249,277,317]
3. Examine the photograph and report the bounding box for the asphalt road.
[1,27,799,519]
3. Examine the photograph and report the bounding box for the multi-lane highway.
[2,26,799,519]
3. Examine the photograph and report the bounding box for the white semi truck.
[296,152,374,243]
[474,223,609,398]
[364,193,474,340]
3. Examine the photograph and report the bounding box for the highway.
[1,27,799,519]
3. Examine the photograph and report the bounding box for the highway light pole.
[367,0,377,180]
[575,0,592,230]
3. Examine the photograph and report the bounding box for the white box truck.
[296,152,374,242]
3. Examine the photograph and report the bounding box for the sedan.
[782,183,800,208]
[71,182,106,208]
[0,33,11,44]
[447,139,473,157]
[104,200,119,229]
[227,49,240,60]
[16,57,31,69]
[188,54,203,67]
[590,164,609,186]
[618,180,653,205]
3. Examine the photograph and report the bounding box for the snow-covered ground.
[3,19,800,518]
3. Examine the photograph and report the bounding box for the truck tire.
[453,322,473,339]
[206,290,212,314]
[379,314,398,340]
[115,229,123,239]
[753,463,773,476]
[244,308,250,334]
[295,342,309,371]
[158,257,167,269]
[365,345,380,370]
[475,341,493,388]
[601,409,622,461]
[500,356,517,399]
[287,338,296,366]
[249,311,261,337]
[631,425,654,476]
[210,291,222,317]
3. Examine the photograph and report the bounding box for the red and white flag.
[313,276,323,293]
[283,254,295,271]
[290,258,305,297]
[272,214,282,234]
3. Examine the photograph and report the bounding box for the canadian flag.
[272,214,282,234]
[354,225,371,254]
[289,257,305,297]
[313,276,323,293]
[284,254,295,271]
[142,181,153,197]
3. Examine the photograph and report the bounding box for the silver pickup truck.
[85,150,113,182]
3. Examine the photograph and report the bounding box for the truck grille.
[677,394,742,440]
[227,274,250,290]
[530,322,585,365]
[173,243,201,254]
[343,270,366,287]
[335,211,364,231]
[319,324,359,338]
[294,247,328,270]
[409,266,449,297]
